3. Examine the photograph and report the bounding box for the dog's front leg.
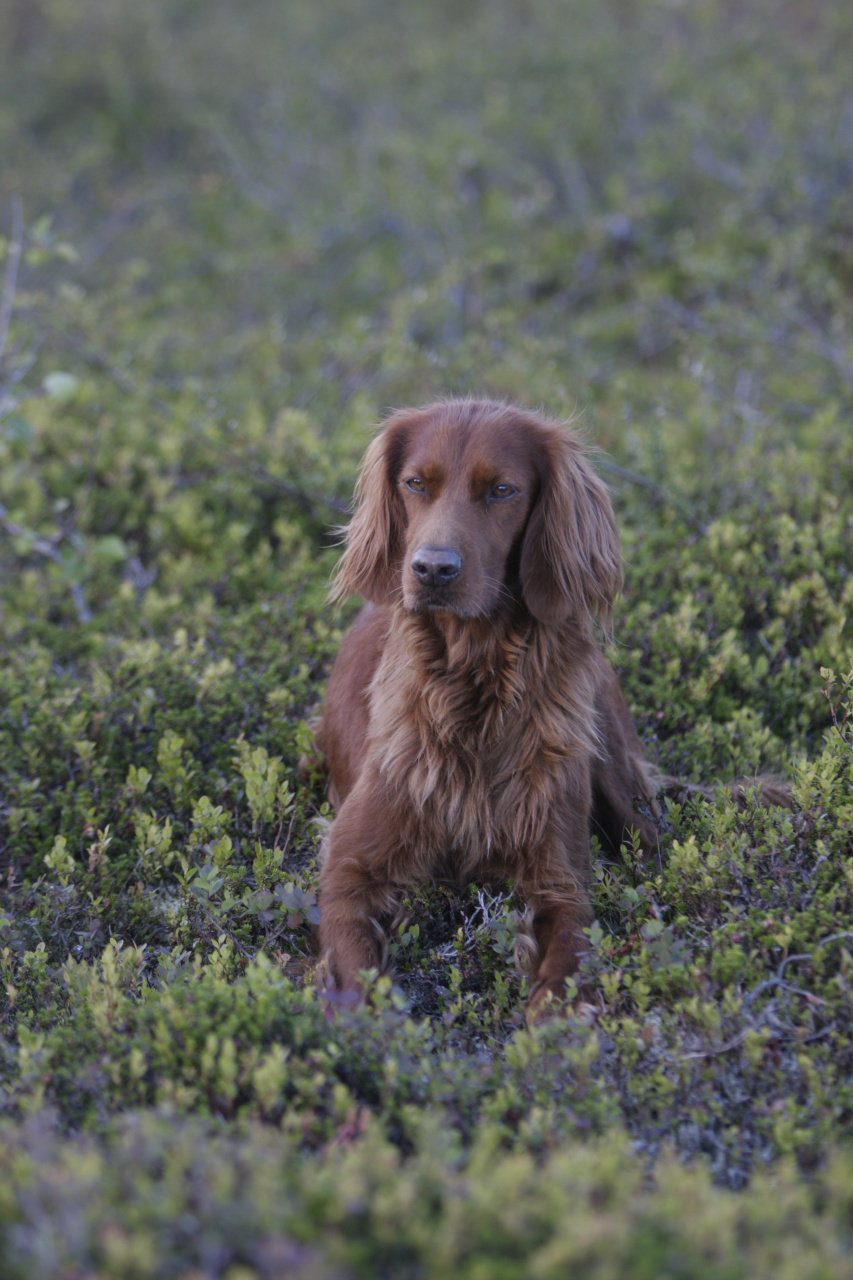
[317,782,405,999]
[520,815,596,1021]
[523,893,595,1020]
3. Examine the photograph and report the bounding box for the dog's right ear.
[330,414,413,605]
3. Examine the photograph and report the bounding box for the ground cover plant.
[1,0,852,1274]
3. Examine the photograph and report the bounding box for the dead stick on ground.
[0,198,24,380]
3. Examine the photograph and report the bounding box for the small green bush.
[1,0,852,1272]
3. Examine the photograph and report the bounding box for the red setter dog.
[310,399,786,1018]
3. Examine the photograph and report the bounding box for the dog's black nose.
[411,546,462,587]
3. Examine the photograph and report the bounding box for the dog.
[308,399,788,1018]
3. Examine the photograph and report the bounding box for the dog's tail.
[656,774,794,812]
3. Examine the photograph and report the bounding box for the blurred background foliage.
[1,0,853,1275]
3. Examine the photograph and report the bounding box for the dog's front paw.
[525,979,600,1026]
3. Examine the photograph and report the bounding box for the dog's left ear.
[520,424,622,627]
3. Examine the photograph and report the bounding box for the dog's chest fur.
[364,610,599,870]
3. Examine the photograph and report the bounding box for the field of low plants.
[1,0,852,1274]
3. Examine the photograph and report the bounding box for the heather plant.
[1,0,852,1274]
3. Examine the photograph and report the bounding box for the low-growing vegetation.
[1,0,852,1274]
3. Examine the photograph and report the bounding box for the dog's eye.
[488,483,517,502]
[405,477,426,494]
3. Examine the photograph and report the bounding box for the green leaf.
[43,372,80,401]
[94,535,128,562]
[1,414,33,444]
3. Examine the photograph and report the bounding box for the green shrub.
[1,0,852,1270]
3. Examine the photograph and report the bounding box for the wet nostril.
[435,556,461,583]
[411,546,462,587]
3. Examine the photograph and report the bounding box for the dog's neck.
[370,602,602,818]
[395,602,594,681]
[401,601,524,659]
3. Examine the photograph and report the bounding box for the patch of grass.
[1,0,852,1272]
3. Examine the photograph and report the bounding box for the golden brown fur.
[310,399,787,1017]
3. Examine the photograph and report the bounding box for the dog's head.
[332,400,621,626]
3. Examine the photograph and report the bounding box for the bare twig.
[51,330,137,397]
[0,498,92,624]
[739,931,853,1015]
[598,458,710,537]
[0,198,23,379]
[792,307,853,387]
[0,498,58,559]
[679,1029,751,1061]
[254,468,350,516]
[627,293,852,390]
[69,583,93,624]
[9,307,173,414]
[681,930,853,1061]
[785,932,853,967]
[656,294,714,335]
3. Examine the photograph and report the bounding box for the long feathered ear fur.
[519,422,622,629]
[329,413,413,604]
